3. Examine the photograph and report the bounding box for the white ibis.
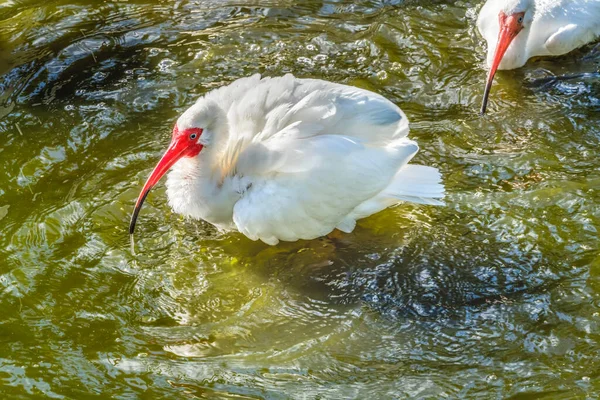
[477,0,600,113]
[129,74,444,245]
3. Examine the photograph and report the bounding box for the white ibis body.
[478,0,600,113]
[130,74,444,245]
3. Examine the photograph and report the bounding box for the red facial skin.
[480,11,525,114]
[129,126,203,234]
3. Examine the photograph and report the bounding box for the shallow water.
[1,0,600,398]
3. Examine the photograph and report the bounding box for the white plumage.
[478,0,600,70]
[130,74,444,245]
[477,0,600,113]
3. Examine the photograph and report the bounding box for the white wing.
[537,0,600,56]
[206,74,409,149]
[216,75,426,244]
[544,22,600,55]
[233,136,419,245]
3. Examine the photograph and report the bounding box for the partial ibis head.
[129,124,204,234]
[129,99,228,234]
[478,0,534,114]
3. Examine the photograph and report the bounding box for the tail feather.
[382,164,445,205]
[347,164,445,222]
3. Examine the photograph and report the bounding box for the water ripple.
[1,0,600,398]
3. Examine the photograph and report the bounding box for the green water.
[1,0,600,398]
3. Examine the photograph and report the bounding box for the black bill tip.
[129,189,150,234]
[480,81,492,115]
[480,70,497,115]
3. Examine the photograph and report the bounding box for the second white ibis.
[477,0,600,113]
[129,74,444,245]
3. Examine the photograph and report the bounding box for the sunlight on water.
[0,0,599,398]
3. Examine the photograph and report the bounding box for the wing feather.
[233,137,419,244]
[200,74,435,244]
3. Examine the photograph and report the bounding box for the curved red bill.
[480,12,523,114]
[129,137,195,234]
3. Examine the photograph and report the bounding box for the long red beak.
[480,14,521,114]
[129,137,192,234]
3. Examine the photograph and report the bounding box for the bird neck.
[165,154,241,228]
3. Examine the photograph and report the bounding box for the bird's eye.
[190,133,197,140]
[517,16,523,23]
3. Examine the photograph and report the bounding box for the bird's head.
[129,99,226,234]
[480,0,534,114]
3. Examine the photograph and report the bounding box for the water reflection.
[1,0,600,398]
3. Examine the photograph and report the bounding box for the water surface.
[1,0,600,398]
